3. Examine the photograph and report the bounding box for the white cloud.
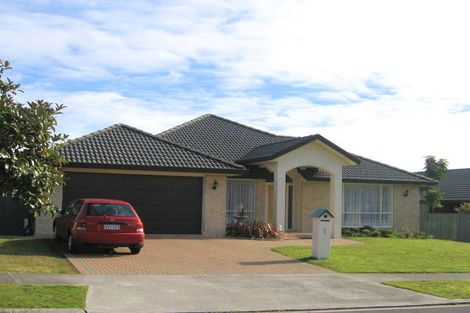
[2,0,470,171]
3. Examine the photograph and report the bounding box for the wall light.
[404,190,409,197]
[212,180,218,190]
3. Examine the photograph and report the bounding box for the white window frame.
[342,183,393,228]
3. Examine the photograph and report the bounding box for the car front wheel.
[67,233,79,253]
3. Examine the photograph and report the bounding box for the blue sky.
[1,0,470,171]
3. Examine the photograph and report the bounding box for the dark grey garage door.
[62,172,203,234]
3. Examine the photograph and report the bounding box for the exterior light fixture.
[404,190,409,197]
[212,180,218,190]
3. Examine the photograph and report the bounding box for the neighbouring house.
[436,168,470,212]
[34,114,435,238]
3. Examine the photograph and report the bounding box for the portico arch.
[250,138,358,238]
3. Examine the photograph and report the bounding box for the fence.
[420,203,470,242]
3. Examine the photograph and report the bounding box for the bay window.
[343,184,392,227]
[226,181,256,225]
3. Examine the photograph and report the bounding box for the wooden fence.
[421,204,470,242]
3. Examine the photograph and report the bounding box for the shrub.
[342,226,432,239]
[226,221,284,240]
[455,202,470,213]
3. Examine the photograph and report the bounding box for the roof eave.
[64,163,247,174]
[303,177,437,185]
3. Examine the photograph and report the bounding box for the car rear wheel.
[67,233,79,253]
[129,245,141,255]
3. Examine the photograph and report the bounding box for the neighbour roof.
[238,134,360,164]
[435,169,470,201]
[157,114,292,163]
[298,156,436,185]
[62,124,245,173]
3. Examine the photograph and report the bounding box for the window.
[87,204,135,217]
[226,181,256,225]
[343,184,392,227]
[63,201,83,216]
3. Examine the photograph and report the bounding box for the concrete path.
[3,273,468,313]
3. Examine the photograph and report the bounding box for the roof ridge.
[355,154,436,182]
[446,168,470,171]
[117,124,246,170]
[65,123,245,170]
[157,114,211,137]
[157,113,293,139]
[203,114,284,138]
[64,124,125,146]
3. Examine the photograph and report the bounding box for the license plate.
[104,224,120,230]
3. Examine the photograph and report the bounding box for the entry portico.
[238,135,359,238]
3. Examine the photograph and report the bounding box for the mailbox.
[311,208,334,259]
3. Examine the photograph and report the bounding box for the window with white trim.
[226,181,256,225]
[343,184,392,227]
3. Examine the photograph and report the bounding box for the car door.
[57,200,83,238]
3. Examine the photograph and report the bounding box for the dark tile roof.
[157,114,292,163]
[62,124,245,173]
[238,134,360,164]
[436,169,470,201]
[298,155,436,185]
[158,114,434,185]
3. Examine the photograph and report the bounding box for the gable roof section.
[62,124,245,173]
[157,114,292,163]
[435,168,470,201]
[237,134,360,164]
[298,155,436,185]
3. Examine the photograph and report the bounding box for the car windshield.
[87,204,135,217]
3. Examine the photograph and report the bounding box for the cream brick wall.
[202,175,227,236]
[255,180,267,222]
[35,185,62,237]
[393,185,420,232]
[301,181,330,232]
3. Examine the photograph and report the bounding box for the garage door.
[62,172,203,234]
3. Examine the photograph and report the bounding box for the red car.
[53,198,145,254]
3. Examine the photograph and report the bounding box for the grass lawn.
[0,237,77,274]
[0,284,87,308]
[273,238,470,273]
[384,281,470,299]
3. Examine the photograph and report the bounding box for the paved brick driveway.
[66,236,357,275]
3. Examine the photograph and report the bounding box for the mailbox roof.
[311,208,335,218]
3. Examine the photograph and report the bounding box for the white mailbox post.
[311,208,334,259]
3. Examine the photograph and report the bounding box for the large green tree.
[0,60,67,215]
[423,155,448,212]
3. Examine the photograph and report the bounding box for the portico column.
[330,171,343,238]
[273,165,286,230]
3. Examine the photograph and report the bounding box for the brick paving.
[65,236,359,275]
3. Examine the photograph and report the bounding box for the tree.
[422,155,448,212]
[424,155,448,181]
[0,60,67,216]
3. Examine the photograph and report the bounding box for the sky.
[1,0,469,172]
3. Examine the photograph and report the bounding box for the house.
[436,168,470,212]
[34,114,435,238]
